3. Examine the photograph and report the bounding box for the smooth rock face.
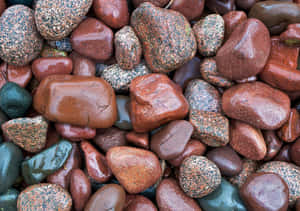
[206,146,243,177]
[280,23,300,46]
[131,3,196,73]
[274,145,291,163]
[278,108,300,142]
[71,18,113,61]
[150,120,193,160]
[124,195,157,211]
[241,172,289,211]
[17,183,72,211]
[156,178,202,211]
[35,0,92,40]
[132,0,168,7]
[70,52,95,77]
[263,130,283,161]
[290,138,300,166]
[170,0,204,21]
[222,82,291,130]
[55,123,96,141]
[179,156,221,198]
[223,11,247,40]
[216,19,271,80]
[235,0,257,10]
[0,188,19,211]
[0,5,43,66]
[130,74,189,132]
[106,146,162,194]
[205,0,236,15]
[85,184,126,211]
[33,75,117,128]
[126,131,149,149]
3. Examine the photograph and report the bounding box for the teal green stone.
[7,0,33,6]
[197,178,246,211]
[0,143,23,194]
[21,140,72,185]
[0,109,8,129]
[114,95,132,130]
[0,82,32,118]
[0,188,19,211]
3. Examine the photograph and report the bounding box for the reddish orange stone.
[126,131,149,149]
[278,109,300,142]
[223,11,247,40]
[55,123,96,141]
[280,23,300,47]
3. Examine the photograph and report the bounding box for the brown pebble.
[132,0,169,7]
[280,23,300,47]
[274,145,291,162]
[124,195,158,211]
[55,123,96,142]
[290,138,300,166]
[223,11,247,40]
[126,131,149,149]
[69,52,96,76]
[278,108,300,143]
[263,130,283,161]
[170,0,205,21]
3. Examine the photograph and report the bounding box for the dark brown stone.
[274,145,291,162]
[263,130,283,161]
[205,0,236,15]
[170,0,205,21]
[124,195,157,211]
[290,138,300,165]
[278,109,300,142]
[132,0,169,7]
[223,11,247,40]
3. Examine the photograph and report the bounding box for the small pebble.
[126,131,149,149]
[47,38,72,52]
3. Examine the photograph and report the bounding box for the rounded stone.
[126,131,149,149]
[124,195,157,211]
[179,155,221,198]
[70,52,96,77]
[170,0,205,21]
[55,123,96,142]
[277,108,300,142]
[205,0,236,15]
[290,138,300,166]
[132,0,169,7]
[263,130,283,161]
[0,5,43,66]
[223,11,247,40]
[280,23,300,47]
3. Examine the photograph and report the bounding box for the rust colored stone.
[170,0,205,21]
[205,0,236,15]
[274,145,291,162]
[263,130,283,161]
[278,109,300,142]
[124,195,157,211]
[69,52,96,76]
[0,0,5,16]
[132,0,169,7]
[280,23,300,46]
[55,123,96,142]
[126,131,149,149]
[223,11,247,40]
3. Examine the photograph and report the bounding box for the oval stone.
[170,0,204,21]
[124,195,157,211]
[263,130,283,161]
[205,0,236,15]
[70,52,95,77]
[223,11,247,40]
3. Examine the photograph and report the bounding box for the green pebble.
[0,142,23,194]
[21,140,72,185]
[0,82,32,118]
[197,178,246,211]
[114,95,132,130]
[0,188,19,211]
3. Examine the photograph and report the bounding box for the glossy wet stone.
[71,18,113,61]
[81,141,112,183]
[290,138,300,166]
[151,120,193,160]
[2,116,48,152]
[107,146,162,194]
[0,142,23,194]
[170,0,204,21]
[126,131,149,149]
[35,0,92,40]
[132,0,168,7]
[205,0,236,15]
[17,183,72,211]
[21,140,72,185]
[70,52,95,76]
[216,19,271,80]
[85,184,126,211]
[55,123,96,141]
[263,130,283,161]
[222,82,291,130]
[249,1,300,35]
[179,155,221,198]
[223,11,247,40]
[0,5,43,66]
[0,188,18,211]
[280,23,300,46]
[193,14,224,56]
[236,0,257,10]
[69,169,91,211]
[33,75,117,128]
[274,145,291,162]
[207,146,243,177]
[32,57,73,81]
[156,178,201,211]
[130,74,189,132]
[278,109,300,142]
[124,195,158,211]
[131,2,196,73]
[189,109,229,147]
[197,178,246,211]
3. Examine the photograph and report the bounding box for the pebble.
[278,108,300,142]
[151,120,194,160]
[189,109,229,147]
[216,19,271,80]
[0,0,4,15]
[101,62,151,93]
[126,131,149,149]
[290,138,300,165]
[223,11,247,40]
[184,79,221,113]
[132,0,169,7]
[222,82,291,130]
[41,45,68,58]
[156,178,202,211]
[206,146,243,177]
[124,195,157,211]
[85,184,126,211]
[71,18,113,61]
[17,183,72,211]
[47,38,72,52]
[193,14,224,56]
[205,0,236,15]
[131,2,196,73]
[35,0,92,40]
[235,0,257,10]
[106,146,162,194]
[2,116,48,153]
[170,0,205,21]
[179,155,221,198]
[69,52,95,77]
[115,26,142,70]
[114,95,132,130]
[0,5,43,66]
[258,161,300,205]
[263,130,283,161]
[280,23,300,47]
[130,74,189,132]
[0,82,32,118]
[274,145,291,162]
[0,188,19,211]
[33,75,117,128]
[0,142,23,194]
[55,123,96,141]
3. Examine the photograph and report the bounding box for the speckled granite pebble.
[101,62,151,93]
[193,14,224,56]
[17,183,72,211]
[35,0,93,40]
[189,109,229,147]
[179,155,221,198]
[200,58,233,87]
[47,38,72,52]
[0,5,43,66]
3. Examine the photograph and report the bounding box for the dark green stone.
[0,82,32,119]
[7,0,33,6]
[140,185,156,202]
[0,109,8,129]
[0,188,19,211]
[0,142,23,194]
[21,140,72,185]
[197,178,246,211]
[114,95,132,130]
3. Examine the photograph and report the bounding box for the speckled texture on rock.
[193,14,224,57]
[35,0,92,40]
[131,2,196,73]
[2,116,48,153]
[258,161,300,206]
[0,5,43,66]
[179,155,221,198]
[189,109,229,147]
[101,62,151,93]
[47,38,72,52]
[17,183,72,211]
[184,79,221,113]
